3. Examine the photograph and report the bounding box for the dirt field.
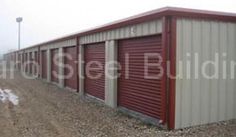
[0,72,235,137]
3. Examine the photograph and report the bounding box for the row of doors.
[41,47,78,90]
[84,35,166,122]
[40,35,166,124]
[21,51,38,75]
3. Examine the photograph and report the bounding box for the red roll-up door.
[118,35,166,123]
[85,43,105,100]
[22,54,24,70]
[64,46,78,90]
[18,54,21,70]
[51,49,59,83]
[41,50,47,79]
[29,52,33,74]
[25,53,28,73]
[34,51,38,75]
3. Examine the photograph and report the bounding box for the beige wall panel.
[80,19,162,44]
[226,23,235,120]
[191,20,201,125]
[209,21,220,123]
[218,22,227,122]
[25,47,38,53]
[40,38,76,50]
[175,18,236,129]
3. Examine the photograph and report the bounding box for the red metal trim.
[75,7,236,36]
[168,17,177,130]
[161,17,168,124]
[76,38,79,92]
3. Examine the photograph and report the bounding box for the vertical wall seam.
[180,18,184,128]
[208,21,212,123]
[216,21,220,121]
[226,23,229,119]
[199,20,203,124]
[190,20,194,125]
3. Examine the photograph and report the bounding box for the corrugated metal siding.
[64,46,78,90]
[175,18,236,129]
[85,43,105,100]
[51,49,59,83]
[25,48,38,53]
[118,35,165,122]
[80,19,162,44]
[40,38,76,50]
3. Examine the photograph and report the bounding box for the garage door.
[34,51,38,75]
[64,46,78,90]
[25,53,28,73]
[29,52,33,74]
[51,49,59,83]
[118,35,166,122]
[85,43,105,100]
[22,54,24,71]
[18,54,21,70]
[41,50,47,79]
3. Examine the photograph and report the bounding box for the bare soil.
[0,72,235,137]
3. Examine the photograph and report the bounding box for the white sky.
[0,0,235,55]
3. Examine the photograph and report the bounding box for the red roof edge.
[11,7,236,52]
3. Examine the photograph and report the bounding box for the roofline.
[9,7,236,53]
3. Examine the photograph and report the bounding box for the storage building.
[4,7,236,129]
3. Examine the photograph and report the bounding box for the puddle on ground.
[0,88,19,105]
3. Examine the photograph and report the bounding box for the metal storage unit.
[79,7,236,129]
[84,43,105,100]
[4,7,236,130]
[41,50,47,79]
[51,49,59,83]
[64,46,78,90]
[118,35,166,123]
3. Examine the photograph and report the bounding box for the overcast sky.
[0,0,235,55]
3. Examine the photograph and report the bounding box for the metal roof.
[7,7,236,53]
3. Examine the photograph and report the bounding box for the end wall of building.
[175,18,236,129]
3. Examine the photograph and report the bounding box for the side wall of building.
[39,38,77,88]
[80,19,162,44]
[175,18,236,129]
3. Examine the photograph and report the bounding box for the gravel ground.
[0,71,235,137]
